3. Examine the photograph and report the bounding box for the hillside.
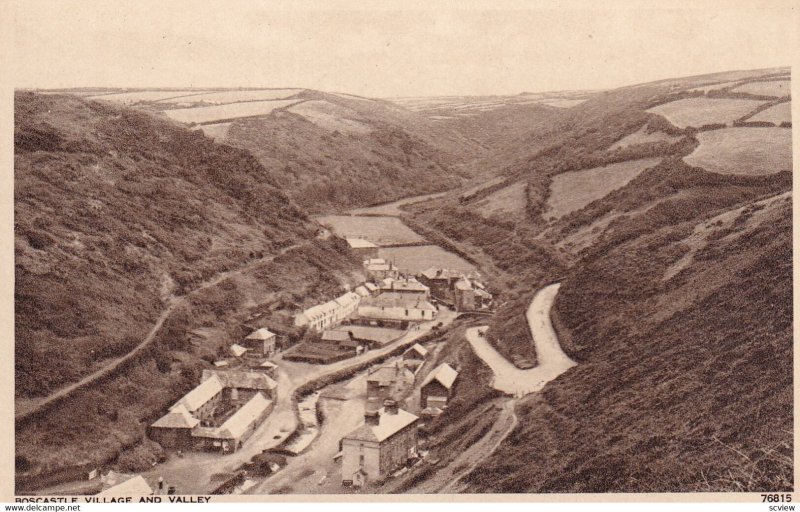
[398,68,792,492]
[67,88,482,212]
[463,188,792,492]
[14,92,363,484]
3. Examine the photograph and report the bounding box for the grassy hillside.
[14,92,324,398]
[463,185,791,492]
[14,92,364,487]
[72,88,481,213]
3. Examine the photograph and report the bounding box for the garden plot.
[545,157,662,219]
[163,99,301,124]
[684,127,792,175]
[161,89,302,104]
[732,80,791,98]
[88,90,211,104]
[749,102,792,125]
[287,100,371,135]
[379,245,476,275]
[314,215,424,245]
[647,97,766,128]
[609,125,682,150]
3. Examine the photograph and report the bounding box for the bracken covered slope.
[463,187,792,492]
[14,92,316,398]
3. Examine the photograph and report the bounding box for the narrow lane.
[466,283,576,396]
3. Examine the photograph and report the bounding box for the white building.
[357,293,437,323]
[295,291,361,332]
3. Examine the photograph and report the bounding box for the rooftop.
[380,278,430,293]
[347,238,378,249]
[344,407,419,443]
[173,375,223,412]
[419,267,464,280]
[361,293,437,311]
[202,369,277,391]
[455,278,473,291]
[367,365,412,386]
[230,344,248,357]
[422,363,459,390]
[192,392,272,440]
[151,403,200,429]
[405,343,429,357]
[245,328,276,341]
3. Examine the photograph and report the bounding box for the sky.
[11,0,798,97]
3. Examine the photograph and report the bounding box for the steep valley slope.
[16,66,793,493]
[398,67,792,492]
[14,92,363,485]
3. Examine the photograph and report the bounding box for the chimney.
[365,409,380,426]
[383,399,398,415]
[436,269,442,277]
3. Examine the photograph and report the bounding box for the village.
[94,232,495,496]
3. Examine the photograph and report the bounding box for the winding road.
[466,283,576,397]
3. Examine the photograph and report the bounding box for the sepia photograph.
[5,0,797,505]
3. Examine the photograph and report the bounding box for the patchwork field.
[733,80,791,97]
[163,99,302,124]
[315,215,425,245]
[545,158,662,219]
[749,102,792,125]
[88,90,211,104]
[474,181,528,217]
[287,100,371,135]
[684,127,792,175]
[538,99,587,108]
[159,89,302,104]
[378,245,476,274]
[647,97,765,128]
[609,125,682,150]
[688,81,742,93]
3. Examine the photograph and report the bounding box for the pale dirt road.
[466,283,576,396]
[137,308,456,494]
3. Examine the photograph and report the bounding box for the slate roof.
[367,365,405,386]
[230,344,248,357]
[419,267,463,280]
[245,328,276,341]
[202,369,277,391]
[174,375,223,412]
[404,343,429,358]
[343,407,419,443]
[192,392,272,441]
[151,404,200,429]
[360,294,436,311]
[380,278,430,293]
[421,363,459,390]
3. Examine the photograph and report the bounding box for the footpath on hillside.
[466,283,576,397]
[15,242,305,423]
